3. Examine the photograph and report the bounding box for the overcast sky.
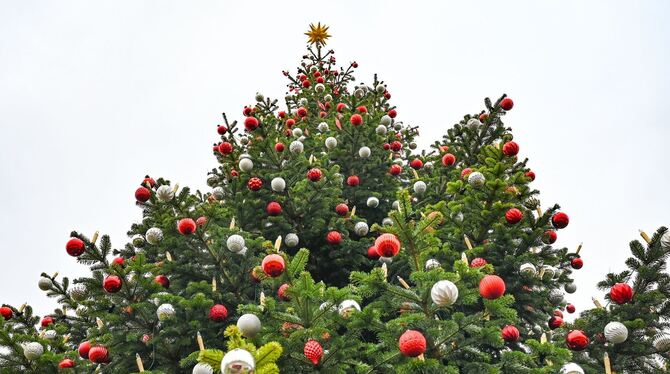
[1,1,668,318]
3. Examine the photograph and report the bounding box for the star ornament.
[305,23,331,46]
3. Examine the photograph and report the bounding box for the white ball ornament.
[338,300,361,317]
[564,283,577,294]
[653,333,670,351]
[157,303,176,321]
[289,140,304,154]
[413,181,427,194]
[393,123,402,131]
[548,289,564,304]
[560,363,585,374]
[292,128,303,137]
[325,137,338,149]
[542,266,557,279]
[425,259,441,270]
[221,349,255,374]
[298,98,308,107]
[44,330,57,340]
[380,115,392,126]
[38,277,52,291]
[226,235,246,253]
[431,280,459,306]
[376,125,387,135]
[22,342,43,360]
[156,185,175,202]
[367,197,379,208]
[212,187,225,200]
[145,227,164,245]
[238,158,253,173]
[192,363,214,374]
[358,146,371,158]
[519,263,537,277]
[466,118,482,129]
[315,83,325,93]
[284,233,299,247]
[254,92,264,102]
[468,172,486,187]
[237,313,262,338]
[604,321,628,344]
[424,161,434,169]
[392,200,400,210]
[69,284,87,301]
[354,222,369,236]
[323,94,333,102]
[382,218,394,226]
[354,88,365,98]
[132,234,145,248]
[319,302,337,312]
[318,122,329,132]
[271,177,286,192]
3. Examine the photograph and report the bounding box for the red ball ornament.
[566,330,589,351]
[525,171,536,181]
[59,358,75,369]
[609,283,633,304]
[297,107,308,117]
[177,218,197,235]
[552,212,570,229]
[244,117,259,131]
[500,97,514,110]
[0,307,12,320]
[243,106,252,116]
[336,103,347,112]
[442,153,456,166]
[470,257,487,268]
[304,340,323,365]
[383,143,391,150]
[103,275,122,293]
[278,111,286,118]
[262,254,285,277]
[479,113,489,121]
[285,118,296,128]
[216,125,227,135]
[460,168,472,178]
[275,142,285,152]
[410,159,423,170]
[542,230,557,244]
[389,164,402,175]
[502,141,519,157]
[505,208,524,224]
[307,168,323,182]
[78,341,91,359]
[267,201,282,216]
[335,203,349,216]
[112,257,125,266]
[209,304,228,322]
[388,109,397,118]
[41,316,54,327]
[302,79,311,88]
[390,141,402,152]
[326,231,342,245]
[501,325,520,342]
[135,187,151,203]
[549,316,563,329]
[571,257,583,269]
[356,105,367,113]
[247,177,262,191]
[278,283,290,301]
[218,142,233,155]
[142,176,156,188]
[375,233,400,257]
[230,170,239,177]
[154,275,170,289]
[479,275,506,300]
[367,246,380,259]
[350,114,363,126]
[398,330,426,357]
[347,175,360,186]
[566,304,576,313]
[196,216,207,227]
[88,346,109,364]
[554,309,564,318]
[66,238,85,257]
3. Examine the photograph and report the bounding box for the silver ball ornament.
[145,227,164,245]
[238,158,253,173]
[284,233,299,247]
[425,259,441,270]
[271,177,286,192]
[604,321,628,344]
[468,172,486,187]
[237,313,262,338]
[431,280,459,306]
[560,363,585,374]
[212,187,225,200]
[466,118,482,129]
[157,303,176,321]
[38,277,52,291]
[192,363,214,374]
[221,348,255,374]
[358,146,371,158]
[289,140,304,154]
[338,300,361,317]
[413,181,427,194]
[22,342,43,360]
[654,333,670,351]
[382,218,394,226]
[156,185,175,202]
[132,234,145,248]
[354,222,369,236]
[226,235,246,253]
[317,122,329,132]
[519,263,537,277]
[325,137,338,149]
[380,115,392,126]
[367,197,379,208]
[375,125,387,135]
[564,283,577,294]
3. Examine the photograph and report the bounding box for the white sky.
[1,1,668,318]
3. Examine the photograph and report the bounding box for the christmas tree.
[0,24,664,374]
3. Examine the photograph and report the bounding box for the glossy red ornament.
[566,304,576,313]
[388,109,397,118]
[326,231,342,245]
[196,216,207,227]
[549,316,563,329]
[335,203,349,216]
[88,346,109,364]
[278,283,290,301]
[356,105,367,113]
[552,212,570,229]
[442,153,456,166]
[244,117,259,131]
[247,177,262,191]
[500,97,514,110]
[217,125,227,135]
[336,103,347,112]
[470,257,487,268]
[525,171,536,181]
[307,168,323,182]
[389,164,402,175]
[367,246,380,259]
[278,111,286,118]
[375,233,400,257]
[275,143,285,152]
[566,330,589,351]
[243,106,252,116]
[502,141,519,156]
[304,340,323,365]
[66,238,85,257]
[103,275,122,293]
[390,141,402,152]
[460,168,472,178]
[302,79,311,88]
[154,275,170,289]
[209,304,228,322]
[479,113,488,121]
[285,118,296,128]
[505,208,523,224]
[112,257,125,266]
[350,114,363,126]
[609,283,634,304]
[0,307,12,320]
[59,358,75,368]
[410,159,423,170]
[142,175,156,188]
[177,218,197,235]
[479,275,506,300]
[41,316,55,327]
[554,309,564,318]
[78,341,91,359]
[347,175,360,186]
[262,254,285,277]
[398,330,426,357]
[267,201,282,216]
[218,142,233,155]
[501,325,520,342]
[297,107,308,117]
[571,257,583,269]
[542,230,557,244]
[135,187,151,203]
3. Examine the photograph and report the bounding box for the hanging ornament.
[226,235,246,253]
[609,283,634,304]
[552,212,570,229]
[358,146,371,158]
[389,164,402,175]
[470,258,487,268]
[430,280,459,306]
[501,325,520,342]
[267,201,282,216]
[209,304,228,322]
[653,333,670,351]
[376,125,387,135]
[135,186,151,202]
[43,330,57,340]
[304,340,323,365]
[661,231,670,250]
[146,227,164,245]
[479,275,506,299]
[466,118,481,129]
[154,275,170,289]
[271,177,286,192]
[500,97,514,110]
[502,141,519,156]
[559,363,585,374]
[238,158,253,173]
[221,349,255,373]
[375,233,400,257]
[335,203,349,216]
[566,304,576,313]
[66,237,85,257]
[380,115,392,126]
[22,342,44,360]
[347,175,360,186]
[604,321,628,344]
[570,257,583,269]
[367,246,380,259]
[285,233,299,247]
[278,283,290,301]
[290,140,304,154]
[413,181,427,194]
[237,313,262,338]
[425,259,441,270]
[565,330,589,351]
[244,117,259,131]
[193,363,214,374]
[549,316,563,329]
[58,358,75,369]
[338,300,361,317]
[468,171,486,187]
[262,254,285,277]
[326,231,342,244]
[38,276,53,291]
[542,265,557,279]
[88,346,109,364]
[157,303,175,321]
[247,177,263,191]
[41,316,54,327]
[441,153,456,166]
[78,341,91,358]
[367,196,380,207]
[178,218,197,235]
[103,275,122,293]
[132,234,145,248]
[505,208,523,224]
[519,263,537,277]
[324,137,338,150]
[354,222,369,236]
[564,283,577,294]
[156,185,174,202]
[398,330,426,357]
[0,307,12,320]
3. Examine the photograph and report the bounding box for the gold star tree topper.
[305,23,331,46]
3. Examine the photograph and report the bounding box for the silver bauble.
[425,259,441,270]
[38,277,52,291]
[431,280,459,306]
[379,256,393,264]
[375,83,386,93]
[315,83,325,93]
[375,125,387,135]
[653,333,670,351]
[43,330,57,340]
[466,118,482,129]
[409,142,418,150]
[212,187,225,200]
[338,300,361,317]
[317,122,329,132]
[238,158,253,173]
[452,212,464,223]
[519,263,537,277]
[382,218,394,226]
[69,284,87,301]
[413,181,427,194]
[548,289,564,304]
[424,161,434,169]
[325,137,338,149]
[292,128,303,137]
[367,197,379,208]
[468,172,486,187]
[358,146,371,158]
[156,185,174,202]
[564,283,577,294]
[323,94,333,102]
[394,123,403,131]
[221,348,255,374]
[560,363,585,374]
[254,92,264,102]
[145,227,164,245]
[237,313,262,338]
[380,115,392,126]
[192,363,214,374]
[271,177,286,192]
[22,342,43,360]
[354,222,369,236]
[298,98,308,107]
[226,235,246,253]
[604,321,628,344]
[289,140,304,154]
[354,88,365,98]
[542,265,557,279]
[284,233,299,247]
[391,200,400,210]
[132,234,146,248]
[157,303,176,321]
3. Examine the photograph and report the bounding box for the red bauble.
[103,275,122,293]
[375,233,400,257]
[275,142,285,152]
[302,79,311,88]
[66,238,85,257]
[231,170,239,177]
[389,164,402,175]
[88,346,109,364]
[326,231,342,245]
[501,325,520,342]
[297,107,308,117]
[505,208,523,224]
[566,304,576,313]
[209,304,228,322]
[135,187,151,203]
[609,283,634,304]
[571,257,583,269]
[336,103,347,112]
[285,118,296,128]
[0,307,12,320]
[142,176,156,188]
[244,117,259,131]
[367,246,380,259]
[278,283,290,301]
[247,177,262,191]
[262,254,285,277]
[410,159,423,170]
[78,341,91,359]
[41,316,54,327]
[307,168,323,182]
[350,114,363,126]
[398,330,426,357]
[390,141,402,152]
[479,275,506,300]
[554,309,564,318]
[388,109,397,118]
[470,257,487,268]
[479,113,489,121]
[525,171,536,181]
[304,340,323,365]
[442,153,456,166]
[335,203,349,216]
[502,141,519,157]
[356,105,367,113]
[500,97,514,110]
[112,257,125,266]
[267,201,282,216]
[219,142,233,155]
[196,216,207,227]
[460,168,472,178]
[552,212,570,229]
[383,143,391,150]
[154,275,170,289]
[548,316,563,329]
[59,358,75,369]
[347,175,360,186]
[566,330,589,351]
[243,106,252,116]
[542,230,557,244]
[278,111,286,118]
[217,125,227,135]
[177,218,197,235]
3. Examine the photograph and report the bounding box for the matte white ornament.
[379,256,393,264]
[317,122,329,132]
[409,142,418,150]
[559,363,585,374]
[604,321,628,344]
[467,118,482,129]
[22,342,43,360]
[367,197,379,208]
[661,231,670,250]
[298,98,308,107]
[375,125,387,135]
[315,83,325,93]
[519,263,537,277]
[654,333,670,351]
[237,313,262,338]
[238,158,253,173]
[212,187,225,200]
[192,363,214,374]
[284,233,299,247]
[156,185,175,202]
[358,146,371,158]
[132,234,145,248]
[391,200,400,210]
[564,283,577,294]
[431,280,459,306]
[354,222,369,236]
[239,136,249,145]
[157,303,175,321]
[271,177,286,192]
[413,181,427,194]
[325,137,338,149]
[354,88,365,98]
[380,115,392,126]
[338,300,361,317]
[452,212,464,223]
[145,227,164,245]
[393,123,402,131]
[468,172,486,187]
[319,302,337,311]
[425,259,441,270]
[226,235,246,253]
[289,140,304,154]
[292,128,303,137]
[382,218,394,226]
[221,348,255,373]
[255,92,264,102]
[38,277,52,291]
[43,330,57,340]
[548,289,564,304]
[424,161,434,169]
[323,94,333,102]
[542,266,557,279]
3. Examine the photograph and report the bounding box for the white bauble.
[424,161,434,169]
[156,185,175,202]
[338,300,361,317]
[382,218,394,226]
[238,158,253,173]
[292,128,303,137]
[212,187,225,200]
[431,280,459,306]
[367,197,379,208]
[38,277,52,291]
[375,83,386,93]
[43,330,57,340]
[22,342,43,360]
[391,200,400,210]
[317,122,329,132]
[409,142,418,150]
[254,92,264,102]
[519,263,537,277]
[393,123,402,131]
[375,125,387,135]
[548,289,564,304]
[560,363,585,374]
[604,321,628,344]
[468,172,486,187]
[319,302,337,312]
[298,98,308,107]
[226,235,246,253]
[192,363,214,374]
[380,115,392,126]
[271,177,286,192]
[221,348,255,374]
[325,137,338,149]
[542,266,557,279]
[413,181,427,194]
[354,222,369,236]
[284,233,299,247]
[425,259,441,270]
[237,313,262,338]
[157,303,176,321]
[315,83,325,93]
[358,146,371,158]
[323,94,333,102]
[236,247,248,256]
[466,118,482,129]
[354,88,365,98]
[654,334,670,351]
[145,227,164,245]
[452,212,464,223]
[69,284,87,301]
[564,283,577,294]
[379,256,393,264]
[289,140,304,154]
[132,234,145,248]
[239,136,249,145]
[661,231,670,250]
